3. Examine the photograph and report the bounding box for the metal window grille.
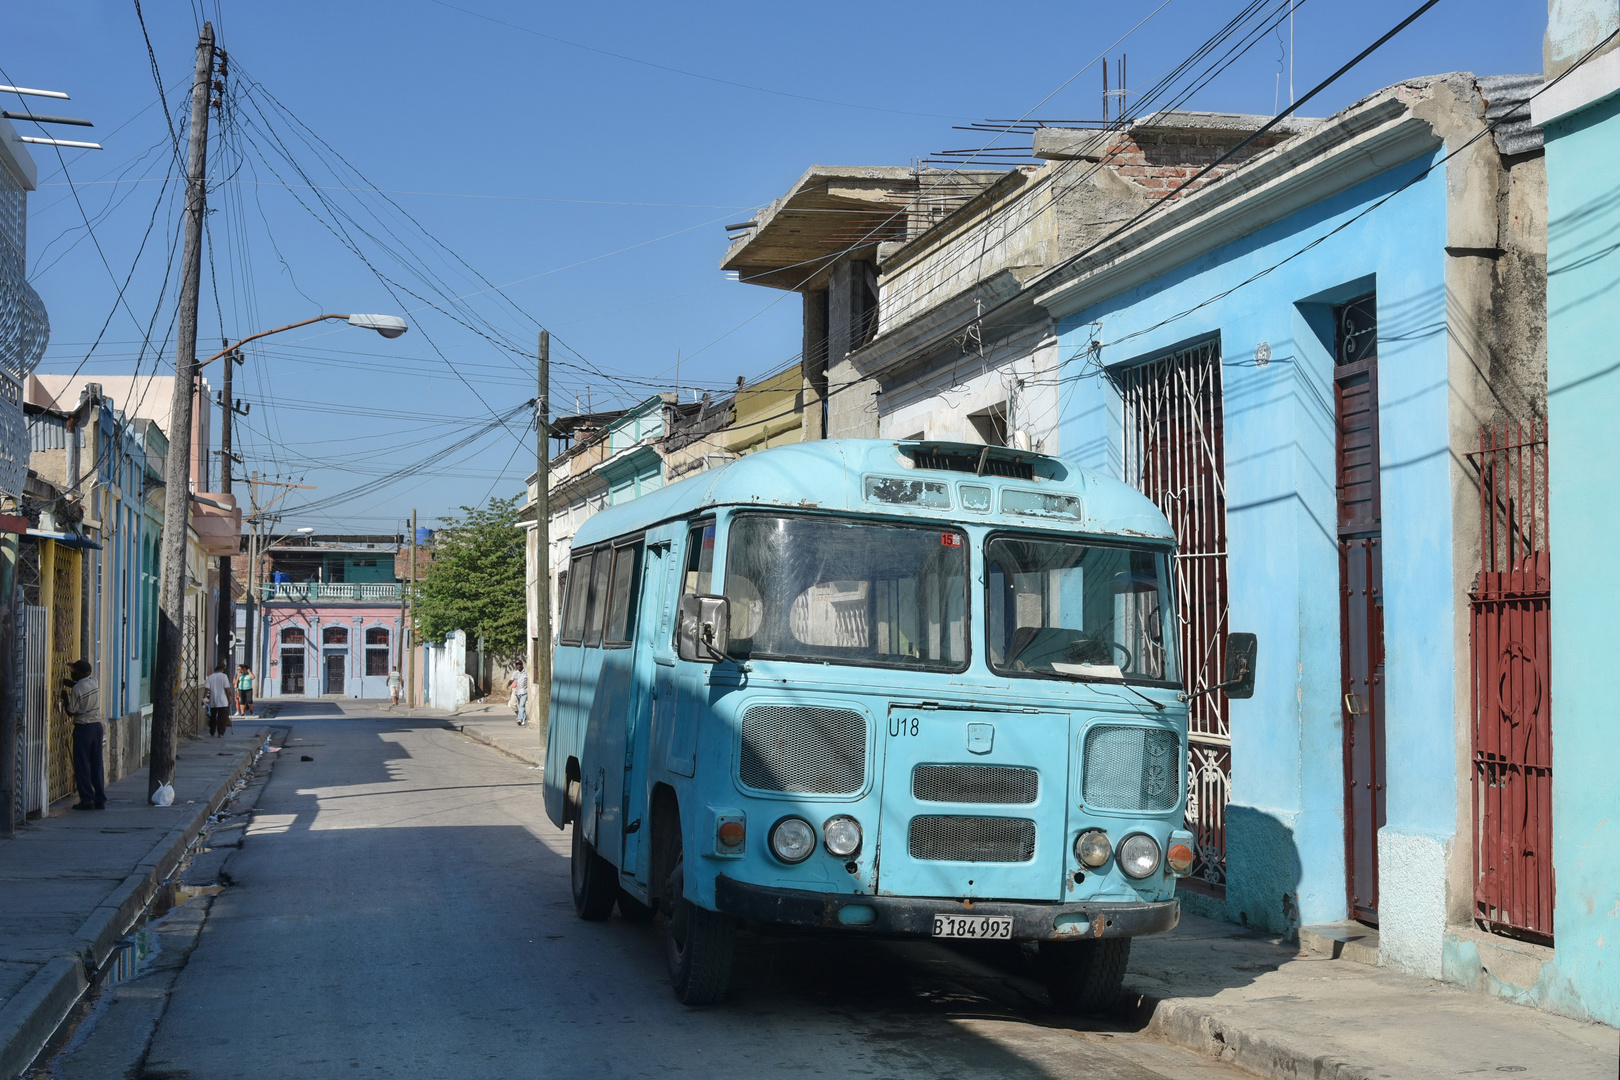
[1082,725,1181,812]
[1114,338,1230,890]
[908,815,1036,862]
[912,764,1038,804]
[738,705,866,794]
[1467,420,1552,941]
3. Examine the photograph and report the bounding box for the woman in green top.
[236,665,256,716]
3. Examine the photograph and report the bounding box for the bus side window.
[560,554,591,644]
[681,522,716,597]
[603,542,642,645]
[584,549,613,646]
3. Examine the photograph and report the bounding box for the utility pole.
[535,331,551,737]
[406,509,417,709]
[149,22,215,797]
[242,471,260,680]
[216,345,238,670]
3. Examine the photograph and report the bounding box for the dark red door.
[1335,295,1386,924]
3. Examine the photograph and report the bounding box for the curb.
[451,723,544,769]
[1139,994,1384,1080]
[0,958,86,1080]
[0,729,267,1078]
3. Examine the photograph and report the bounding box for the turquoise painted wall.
[1055,151,1457,935]
[1544,86,1620,1028]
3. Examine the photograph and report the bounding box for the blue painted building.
[728,69,1576,1006]
[1028,75,1552,982]
[1531,0,1620,1029]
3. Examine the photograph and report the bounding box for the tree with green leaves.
[412,496,526,661]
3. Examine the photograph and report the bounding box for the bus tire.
[662,850,734,1005]
[617,887,654,922]
[1038,936,1131,1013]
[569,790,617,921]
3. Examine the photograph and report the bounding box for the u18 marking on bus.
[889,717,920,737]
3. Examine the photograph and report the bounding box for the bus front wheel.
[661,844,734,1005]
[1038,936,1131,1013]
[569,782,617,921]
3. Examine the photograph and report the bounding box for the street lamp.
[151,311,408,798]
[196,312,409,368]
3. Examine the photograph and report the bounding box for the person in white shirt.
[508,661,529,727]
[204,663,233,737]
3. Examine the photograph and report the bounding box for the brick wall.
[1101,128,1295,200]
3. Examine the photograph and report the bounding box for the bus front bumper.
[714,876,1178,940]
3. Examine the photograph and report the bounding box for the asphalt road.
[122,700,1247,1080]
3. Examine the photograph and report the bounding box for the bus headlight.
[822,815,862,857]
[1075,829,1112,868]
[769,817,816,864]
[1117,833,1162,879]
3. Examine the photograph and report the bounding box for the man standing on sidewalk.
[205,663,233,738]
[508,661,529,727]
[63,660,104,810]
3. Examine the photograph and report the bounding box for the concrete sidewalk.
[1127,914,1617,1079]
[0,725,269,1078]
[444,700,545,768]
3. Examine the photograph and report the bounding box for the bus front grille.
[738,706,866,794]
[908,816,1036,862]
[912,764,1038,804]
[1081,724,1180,812]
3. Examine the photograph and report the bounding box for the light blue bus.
[542,439,1255,1007]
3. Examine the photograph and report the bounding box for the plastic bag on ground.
[151,783,175,807]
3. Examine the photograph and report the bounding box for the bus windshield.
[985,535,1177,685]
[725,514,967,671]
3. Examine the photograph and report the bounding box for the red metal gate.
[1116,338,1230,892]
[1468,420,1552,941]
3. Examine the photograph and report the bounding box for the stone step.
[1300,921,1382,966]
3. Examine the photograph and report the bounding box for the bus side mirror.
[678,594,730,664]
[1223,633,1257,699]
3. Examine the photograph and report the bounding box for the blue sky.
[11,0,1545,532]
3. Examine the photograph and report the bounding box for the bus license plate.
[932,914,1013,940]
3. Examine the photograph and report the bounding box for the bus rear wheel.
[569,783,617,921]
[1038,936,1131,1013]
[660,843,734,1005]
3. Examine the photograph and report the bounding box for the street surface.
[46,699,1250,1080]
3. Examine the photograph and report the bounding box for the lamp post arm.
[197,314,348,368]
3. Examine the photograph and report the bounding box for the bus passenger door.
[621,539,672,883]
[652,520,715,780]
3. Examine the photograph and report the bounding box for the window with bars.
[365,627,391,677]
[1112,336,1231,891]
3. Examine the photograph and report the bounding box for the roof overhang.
[720,166,920,292]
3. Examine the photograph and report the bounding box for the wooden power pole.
[535,331,551,737]
[149,22,215,797]
[216,346,237,670]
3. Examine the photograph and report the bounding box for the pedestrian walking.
[508,660,529,727]
[236,664,255,716]
[387,666,402,708]
[63,659,105,810]
[205,663,233,737]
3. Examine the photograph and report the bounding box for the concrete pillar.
[825,260,880,439]
[801,290,829,441]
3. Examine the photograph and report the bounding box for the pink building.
[253,535,406,699]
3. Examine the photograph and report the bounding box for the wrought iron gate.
[21,604,45,817]
[1116,338,1230,890]
[1468,420,1552,941]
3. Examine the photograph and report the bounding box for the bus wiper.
[1048,666,1165,712]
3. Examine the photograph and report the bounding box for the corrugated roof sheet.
[1477,74,1544,157]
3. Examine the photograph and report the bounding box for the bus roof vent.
[903,442,1042,481]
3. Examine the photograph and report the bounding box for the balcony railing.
[260,582,404,603]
